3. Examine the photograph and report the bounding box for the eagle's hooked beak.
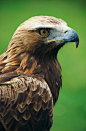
[47,28,79,48]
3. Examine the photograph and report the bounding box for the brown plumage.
[0,16,79,131]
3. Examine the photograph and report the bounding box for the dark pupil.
[43,30,46,33]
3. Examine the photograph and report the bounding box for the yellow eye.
[39,29,49,37]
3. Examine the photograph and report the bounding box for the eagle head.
[11,16,79,57]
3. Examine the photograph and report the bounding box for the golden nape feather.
[0,16,79,131]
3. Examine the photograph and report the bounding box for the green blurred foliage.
[0,0,86,131]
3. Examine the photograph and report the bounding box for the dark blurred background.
[0,0,86,131]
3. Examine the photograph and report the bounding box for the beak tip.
[76,41,79,48]
[75,34,79,48]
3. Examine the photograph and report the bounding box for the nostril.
[64,30,68,33]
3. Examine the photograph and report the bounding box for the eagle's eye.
[38,29,49,37]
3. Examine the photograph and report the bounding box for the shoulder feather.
[0,74,53,131]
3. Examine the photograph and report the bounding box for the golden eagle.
[0,16,79,131]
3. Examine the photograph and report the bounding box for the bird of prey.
[0,16,79,131]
